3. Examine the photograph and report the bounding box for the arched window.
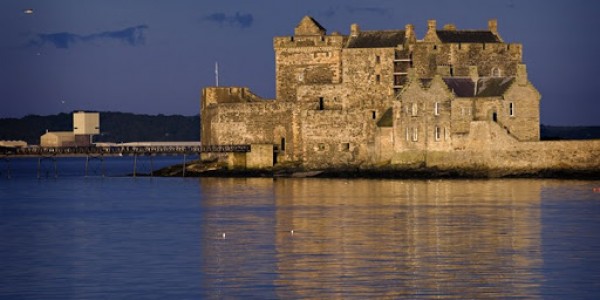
[492,67,501,77]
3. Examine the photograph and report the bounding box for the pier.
[0,143,250,178]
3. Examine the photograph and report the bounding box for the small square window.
[318,143,326,151]
[341,143,350,151]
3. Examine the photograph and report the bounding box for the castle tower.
[273,16,345,102]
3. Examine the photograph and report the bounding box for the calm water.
[1,160,599,298]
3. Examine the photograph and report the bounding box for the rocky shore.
[153,159,600,179]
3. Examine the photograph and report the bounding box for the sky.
[0,0,599,125]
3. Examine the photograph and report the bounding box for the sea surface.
[1,158,599,299]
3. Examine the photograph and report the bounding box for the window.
[341,143,350,151]
[318,97,324,110]
[492,67,501,77]
[375,55,380,63]
[435,126,441,141]
[461,107,470,116]
[434,102,440,116]
[412,128,418,142]
[375,74,381,83]
[433,45,437,50]
[280,137,286,152]
[372,111,377,119]
[412,103,418,116]
[509,102,515,117]
[317,143,326,151]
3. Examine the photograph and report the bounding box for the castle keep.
[201,17,599,173]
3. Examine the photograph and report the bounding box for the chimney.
[469,66,479,95]
[350,23,360,37]
[428,20,437,32]
[488,19,498,34]
[405,24,414,41]
[517,64,528,85]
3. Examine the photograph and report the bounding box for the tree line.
[0,112,200,145]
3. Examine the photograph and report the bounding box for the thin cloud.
[346,6,390,16]
[203,12,254,28]
[28,25,149,49]
[320,7,337,18]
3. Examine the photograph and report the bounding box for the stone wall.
[411,43,523,78]
[342,48,395,110]
[201,87,296,163]
[274,35,345,102]
[396,76,454,152]
[393,122,600,174]
[299,109,374,168]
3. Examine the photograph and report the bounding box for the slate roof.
[436,30,501,43]
[306,16,326,32]
[443,77,514,97]
[476,77,514,97]
[376,108,394,127]
[346,30,405,48]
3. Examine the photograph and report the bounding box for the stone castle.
[201,17,599,174]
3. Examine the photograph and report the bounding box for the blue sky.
[1,0,598,125]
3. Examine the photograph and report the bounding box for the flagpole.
[215,62,219,87]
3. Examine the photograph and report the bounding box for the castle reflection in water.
[198,178,543,298]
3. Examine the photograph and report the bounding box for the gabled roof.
[443,77,514,97]
[436,30,501,43]
[476,77,514,97]
[295,16,326,35]
[346,30,405,48]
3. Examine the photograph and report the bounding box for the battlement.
[273,35,346,48]
[201,87,267,109]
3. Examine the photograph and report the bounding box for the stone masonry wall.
[412,43,522,78]
[300,109,376,169]
[274,35,344,102]
[394,122,600,173]
[395,76,454,152]
[342,48,395,111]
